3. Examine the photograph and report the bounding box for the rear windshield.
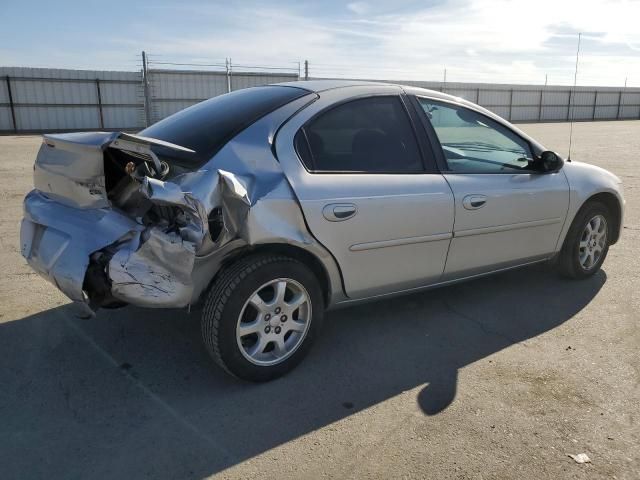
[139,85,308,166]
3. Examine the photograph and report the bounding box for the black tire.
[201,254,324,382]
[557,201,611,279]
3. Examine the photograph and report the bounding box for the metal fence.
[0,67,145,133]
[392,80,640,122]
[145,68,298,124]
[1,61,639,134]
[0,62,298,133]
[147,70,298,123]
[141,54,300,124]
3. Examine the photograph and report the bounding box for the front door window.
[418,99,534,173]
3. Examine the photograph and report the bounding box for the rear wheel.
[557,201,611,279]
[201,254,324,381]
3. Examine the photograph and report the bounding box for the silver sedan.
[20,80,624,381]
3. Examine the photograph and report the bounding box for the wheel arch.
[556,189,623,254]
[581,192,623,244]
[217,243,333,307]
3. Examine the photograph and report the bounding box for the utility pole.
[304,60,309,81]
[141,51,152,127]
[226,58,232,93]
[5,76,17,133]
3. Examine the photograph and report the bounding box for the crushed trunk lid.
[34,131,194,209]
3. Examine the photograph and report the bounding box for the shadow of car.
[0,265,605,479]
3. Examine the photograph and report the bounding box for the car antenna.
[567,32,582,162]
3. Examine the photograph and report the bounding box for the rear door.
[413,97,570,279]
[275,86,454,299]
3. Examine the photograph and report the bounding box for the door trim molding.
[454,217,562,238]
[350,232,452,251]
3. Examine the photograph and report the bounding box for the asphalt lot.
[0,121,638,479]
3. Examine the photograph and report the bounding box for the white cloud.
[13,0,640,86]
[334,0,640,85]
[190,1,638,84]
[347,2,370,15]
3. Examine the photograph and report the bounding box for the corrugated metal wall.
[0,67,299,133]
[2,66,639,133]
[0,67,145,132]
[147,69,299,123]
[393,79,640,122]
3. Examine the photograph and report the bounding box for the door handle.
[323,203,357,222]
[462,194,487,210]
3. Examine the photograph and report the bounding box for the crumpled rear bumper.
[21,190,143,304]
[20,190,197,310]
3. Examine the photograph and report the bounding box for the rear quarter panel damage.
[22,92,343,311]
[109,227,196,307]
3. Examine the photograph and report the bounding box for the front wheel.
[557,201,611,279]
[201,254,324,382]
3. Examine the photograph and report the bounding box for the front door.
[414,97,570,278]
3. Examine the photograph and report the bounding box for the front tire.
[201,254,324,382]
[557,201,611,279]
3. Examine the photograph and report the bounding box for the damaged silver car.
[21,80,624,381]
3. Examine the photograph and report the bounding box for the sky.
[1,0,639,86]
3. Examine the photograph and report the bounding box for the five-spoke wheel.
[558,201,611,279]
[236,278,312,366]
[578,214,607,271]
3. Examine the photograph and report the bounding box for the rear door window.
[295,96,424,173]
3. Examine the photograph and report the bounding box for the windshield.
[139,85,308,167]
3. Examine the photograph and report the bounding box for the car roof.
[276,79,461,103]
[276,79,390,92]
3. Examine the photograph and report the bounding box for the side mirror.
[539,151,563,172]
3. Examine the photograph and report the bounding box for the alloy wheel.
[236,278,312,366]
[578,214,607,271]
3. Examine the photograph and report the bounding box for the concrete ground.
[0,121,638,480]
